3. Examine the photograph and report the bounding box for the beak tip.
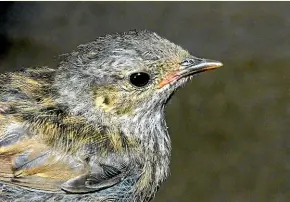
[214,62,223,68]
[204,59,223,68]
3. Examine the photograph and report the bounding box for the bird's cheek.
[93,86,120,113]
[94,93,136,115]
[94,95,116,112]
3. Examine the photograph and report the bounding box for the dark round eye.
[129,72,151,87]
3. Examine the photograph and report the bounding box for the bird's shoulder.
[0,66,56,113]
[0,66,82,192]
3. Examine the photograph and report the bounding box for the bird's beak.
[179,57,223,77]
[158,57,223,88]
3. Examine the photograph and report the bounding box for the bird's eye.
[129,72,151,87]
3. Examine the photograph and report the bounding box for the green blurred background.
[0,2,290,202]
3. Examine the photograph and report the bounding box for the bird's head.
[55,30,222,123]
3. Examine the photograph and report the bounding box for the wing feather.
[0,68,131,194]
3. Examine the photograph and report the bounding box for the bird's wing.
[0,111,129,194]
[0,67,71,191]
[0,134,129,193]
[0,67,131,193]
[60,163,129,193]
[0,136,84,192]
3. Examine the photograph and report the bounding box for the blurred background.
[0,2,290,202]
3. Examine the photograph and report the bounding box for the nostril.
[180,58,202,67]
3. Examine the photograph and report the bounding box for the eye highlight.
[129,72,151,87]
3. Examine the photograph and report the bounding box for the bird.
[0,30,222,202]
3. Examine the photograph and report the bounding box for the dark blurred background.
[1,2,290,202]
